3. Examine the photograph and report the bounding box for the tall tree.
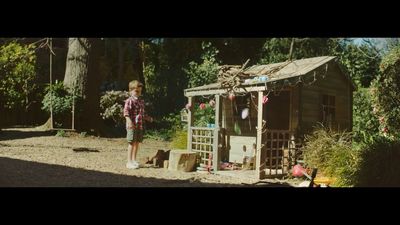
[63,38,102,131]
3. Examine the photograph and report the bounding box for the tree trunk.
[63,38,102,132]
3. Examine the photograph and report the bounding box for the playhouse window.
[322,94,335,126]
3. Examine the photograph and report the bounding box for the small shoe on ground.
[132,160,140,167]
[126,161,139,169]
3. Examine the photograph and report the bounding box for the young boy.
[123,80,153,169]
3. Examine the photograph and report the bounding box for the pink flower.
[185,103,192,110]
[199,103,206,110]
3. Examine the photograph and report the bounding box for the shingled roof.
[185,56,356,94]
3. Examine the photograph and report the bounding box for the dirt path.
[0,128,295,187]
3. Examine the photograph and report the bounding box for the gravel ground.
[0,128,296,187]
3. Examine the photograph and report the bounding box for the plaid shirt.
[123,95,145,130]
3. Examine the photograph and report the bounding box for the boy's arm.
[124,99,134,128]
[125,116,133,128]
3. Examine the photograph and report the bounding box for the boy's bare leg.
[127,142,133,163]
[132,142,140,162]
[131,142,139,162]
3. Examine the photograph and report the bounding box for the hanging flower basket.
[209,99,216,108]
[180,108,188,122]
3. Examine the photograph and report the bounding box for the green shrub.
[170,129,188,150]
[371,45,400,138]
[0,42,37,110]
[144,129,174,141]
[99,90,129,127]
[184,42,220,88]
[144,112,188,142]
[353,88,380,143]
[161,113,184,131]
[356,137,400,187]
[302,126,400,187]
[41,81,76,116]
[303,125,359,187]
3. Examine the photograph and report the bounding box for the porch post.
[256,91,266,179]
[187,96,193,152]
[213,94,221,171]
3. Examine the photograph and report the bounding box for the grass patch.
[55,130,66,137]
[170,129,187,150]
[144,129,174,141]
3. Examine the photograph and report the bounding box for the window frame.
[321,94,336,126]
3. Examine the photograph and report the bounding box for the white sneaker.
[126,162,133,168]
[132,160,140,168]
[126,161,139,169]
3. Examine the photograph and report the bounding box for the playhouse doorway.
[263,90,292,177]
[264,90,290,130]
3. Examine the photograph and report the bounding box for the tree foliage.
[371,45,400,138]
[338,42,381,87]
[184,42,220,88]
[259,38,380,88]
[141,38,203,118]
[352,88,380,143]
[0,42,36,110]
[259,38,342,64]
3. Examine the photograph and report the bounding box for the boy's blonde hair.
[128,80,143,92]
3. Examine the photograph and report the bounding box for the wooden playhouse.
[183,56,356,180]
